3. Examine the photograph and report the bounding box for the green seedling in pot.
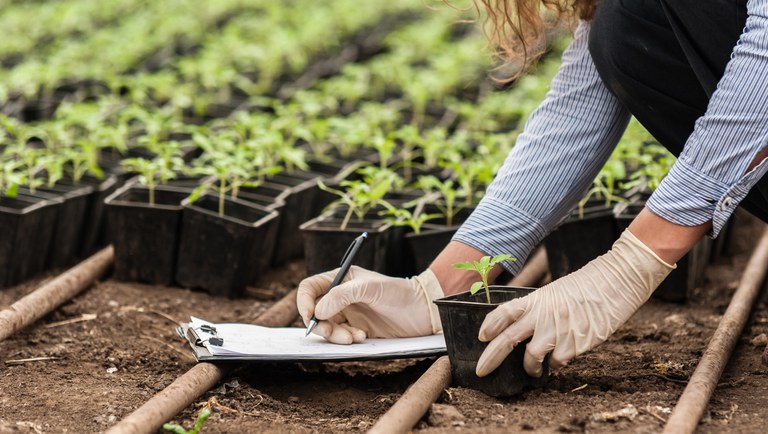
[64,139,105,183]
[0,159,25,198]
[162,407,210,434]
[318,167,400,230]
[187,131,281,216]
[418,175,464,227]
[14,145,45,195]
[381,206,440,235]
[121,142,184,206]
[453,254,515,304]
[577,158,627,218]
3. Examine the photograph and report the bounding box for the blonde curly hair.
[468,0,596,80]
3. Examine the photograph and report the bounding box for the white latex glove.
[296,266,444,344]
[476,229,676,378]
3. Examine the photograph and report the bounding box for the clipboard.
[177,317,447,362]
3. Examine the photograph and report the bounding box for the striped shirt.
[453,5,768,275]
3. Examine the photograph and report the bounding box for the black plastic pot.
[266,171,325,265]
[307,157,367,180]
[615,203,710,302]
[403,225,458,276]
[164,175,210,189]
[433,286,546,397]
[544,202,617,279]
[0,195,60,287]
[175,193,279,297]
[79,174,121,258]
[235,190,286,282]
[239,181,291,202]
[300,212,392,276]
[15,188,65,276]
[400,204,475,275]
[37,181,95,269]
[106,184,190,285]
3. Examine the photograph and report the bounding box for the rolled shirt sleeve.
[646,0,768,236]
[453,21,631,274]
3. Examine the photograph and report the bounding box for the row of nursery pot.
[0,174,119,288]
[300,200,474,280]
[299,152,488,278]
[543,197,714,303]
[105,165,347,296]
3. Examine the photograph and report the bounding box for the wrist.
[627,208,709,264]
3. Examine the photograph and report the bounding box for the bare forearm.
[429,241,506,295]
[627,208,710,264]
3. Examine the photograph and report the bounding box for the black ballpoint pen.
[305,231,368,337]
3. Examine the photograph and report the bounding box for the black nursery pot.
[402,206,475,275]
[0,195,60,287]
[544,201,617,279]
[299,213,391,276]
[14,188,65,279]
[105,184,190,285]
[37,181,94,269]
[266,172,326,265]
[175,193,279,297]
[79,174,121,258]
[434,286,547,397]
[403,225,458,276]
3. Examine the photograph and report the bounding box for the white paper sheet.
[183,317,446,361]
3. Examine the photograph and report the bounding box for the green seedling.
[418,175,463,227]
[381,206,440,235]
[121,142,184,206]
[392,125,421,182]
[577,158,627,218]
[162,407,210,434]
[64,139,105,183]
[453,254,515,304]
[317,167,400,230]
[187,132,279,216]
[447,157,495,207]
[14,145,45,194]
[0,159,25,198]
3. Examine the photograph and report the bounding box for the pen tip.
[362,232,368,238]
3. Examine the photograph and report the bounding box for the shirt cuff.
[646,157,768,237]
[452,196,548,275]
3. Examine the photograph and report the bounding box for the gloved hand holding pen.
[297,266,444,344]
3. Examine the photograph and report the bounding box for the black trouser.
[589,0,768,224]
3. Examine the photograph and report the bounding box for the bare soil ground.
[1,211,767,434]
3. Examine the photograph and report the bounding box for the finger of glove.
[548,336,578,370]
[296,268,341,323]
[338,322,367,343]
[310,319,359,345]
[475,320,534,377]
[522,333,556,378]
[326,320,367,345]
[314,280,376,321]
[479,297,528,342]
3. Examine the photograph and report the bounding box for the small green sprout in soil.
[162,407,211,434]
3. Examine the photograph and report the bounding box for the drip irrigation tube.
[663,226,768,434]
[0,246,114,342]
[368,357,452,434]
[105,288,299,434]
